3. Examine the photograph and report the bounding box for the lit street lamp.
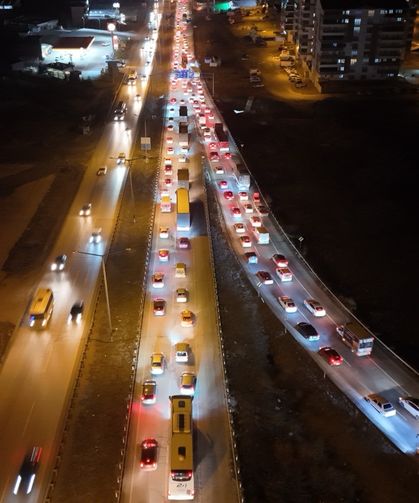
[107,22,117,55]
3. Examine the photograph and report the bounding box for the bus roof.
[30,288,53,315]
[176,188,190,214]
[343,322,374,340]
[170,433,193,471]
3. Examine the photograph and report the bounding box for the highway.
[203,84,419,454]
[122,1,240,502]
[0,3,163,501]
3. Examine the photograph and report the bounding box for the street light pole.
[74,250,113,333]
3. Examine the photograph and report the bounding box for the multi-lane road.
[0,3,164,501]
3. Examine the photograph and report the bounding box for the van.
[175,262,186,278]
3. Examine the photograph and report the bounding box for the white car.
[152,273,164,288]
[234,223,245,234]
[304,299,326,317]
[364,394,396,417]
[398,397,419,419]
[238,191,248,201]
[176,288,188,303]
[275,267,292,282]
[278,295,297,313]
[249,216,262,228]
[175,342,190,363]
[89,228,102,244]
[150,353,165,375]
[159,227,169,239]
[243,203,254,214]
[240,235,252,248]
[214,165,224,175]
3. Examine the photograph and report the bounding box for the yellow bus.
[168,395,194,500]
[29,288,54,328]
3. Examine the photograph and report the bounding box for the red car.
[218,180,228,189]
[272,253,288,268]
[164,178,172,187]
[170,97,177,104]
[318,347,343,366]
[223,190,234,200]
[164,165,173,175]
[140,438,158,470]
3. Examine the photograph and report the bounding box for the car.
[166,136,174,145]
[170,97,177,104]
[67,301,84,324]
[89,228,102,244]
[176,288,188,303]
[240,235,251,248]
[203,128,212,140]
[141,380,157,404]
[277,295,297,313]
[243,203,254,214]
[238,191,248,201]
[164,178,172,187]
[140,438,158,470]
[178,154,187,163]
[97,167,107,176]
[152,273,164,288]
[79,203,92,216]
[167,146,174,155]
[231,207,241,218]
[210,152,220,162]
[304,299,326,317]
[209,142,218,151]
[256,271,273,285]
[13,447,42,495]
[276,267,293,282]
[318,346,343,366]
[295,322,320,341]
[250,216,262,227]
[116,152,126,164]
[50,254,67,272]
[164,165,173,175]
[179,237,190,249]
[214,165,225,175]
[179,99,186,105]
[175,342,190,362]
[180,309,194,327]
[180,372,197,396]
[218,180,228,190]
[141,74,147,81]
[364,394,396,417]
[252,192,261,204]
[257,205,269,216]
[295,81,307,88]
[223,152,232,159]
[167,124,174,132]
[398,397,419,419]
[245,251,258,264]
[234,222,245,233]
[223,190,234,201]
[158,249,169,262]
[150,352,165,375]
[272,253,288,268]
[153,298,166,316]
[134,94,142,102]
[159,227,169,239]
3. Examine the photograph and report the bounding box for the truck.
[161,195,172,213]
[181,52,188,69]
[233,163,251,190]
[253,226,270,244]
[176,188,190,230]
[214,123,229,152]
[177,168,189,190]
[179,105,188,122]
[178,123,189,148]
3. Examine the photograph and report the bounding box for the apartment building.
[281,0,415,91]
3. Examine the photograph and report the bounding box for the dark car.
[50,254,67,272]
[13,447,42,495]
[68,301,84,324]
[140,438,158,470]
[295,322,320,341]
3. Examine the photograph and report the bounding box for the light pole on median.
[74,250,113,334]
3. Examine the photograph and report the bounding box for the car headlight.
[51,264,57,271]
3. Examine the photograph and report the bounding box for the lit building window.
[354,27,360,33]
[354,18,361,25]
[350,58,357,65]
[368,10,375,17]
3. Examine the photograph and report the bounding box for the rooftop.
[52,36,94,50]
[321,0,409,9]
